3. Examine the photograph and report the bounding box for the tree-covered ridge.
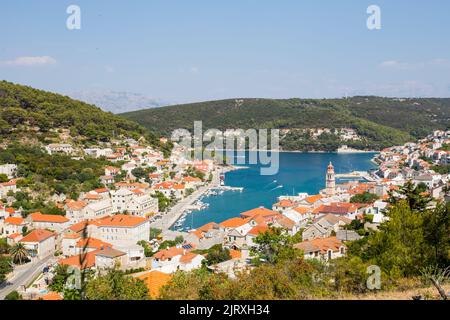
[0,81,161,147]
[0,144,110,214]
[121,97,450,151]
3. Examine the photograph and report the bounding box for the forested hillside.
[122,97,450,151]
[0,81,163,149]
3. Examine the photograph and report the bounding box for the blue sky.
[1,0,450,103]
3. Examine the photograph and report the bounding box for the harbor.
[149,165,244,231]
[170,152,379,230]
[335,170,379,182]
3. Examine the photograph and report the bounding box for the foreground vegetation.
[159,185,449,300]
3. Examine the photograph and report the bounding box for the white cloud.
[428,58,450,67]
[379,58,450,70]
[379,60,409,69]
[2,56,57,66]
[189,66,199,74]
[104,66,115,73]
[178,66,200,75]
[347,80,440,97]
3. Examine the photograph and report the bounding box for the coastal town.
[1,128,450,300]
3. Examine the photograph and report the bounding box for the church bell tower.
[326,162,336,196]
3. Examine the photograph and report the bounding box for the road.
[0,255,54,300]
[150,170,221,231]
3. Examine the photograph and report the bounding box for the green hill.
[0,81,164,149]
[121,97,450,151]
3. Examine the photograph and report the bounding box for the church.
[320,162,336,196]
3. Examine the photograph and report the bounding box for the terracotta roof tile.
[96,215,147,228]
[5,217,24,225]
[41,292,63,301]
[20,229,55,243]
[137,271,172,298]
[30,212,69,223]
[240,207,279,219]
[59,250,98,269]
[76,237,112,250]
[294,236,345,254]
[219,217,249,228]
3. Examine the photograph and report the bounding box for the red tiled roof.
[65,200,87,211]
[5,207,16,214]
[5,217,24,225]
[229,249,242,259]
[137,271,172,298]
[219,217,249,228]
[191,222,219,239]
[304,195,323,204]
[153,247,184,261]
[179,252,198,263]
[315,203,358,215]
[182,176,202,183]
[240,207,279,219]
[59,251,98,269]
[273,199,297,208]
[83,193,102,200]
[40,292,63,301]
[69,220,93,233]
[247,225,269,236]
[30,212,69,223]
[294,236,345,254]
[292,206,311,214]
[20,229,55,243]
[96,215,147,228]
[76,237,112,250]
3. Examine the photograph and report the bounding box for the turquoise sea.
[176,152,378,230]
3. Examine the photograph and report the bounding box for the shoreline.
[207,148,380,154]
[161,152,381,231]
[150,165,243,231]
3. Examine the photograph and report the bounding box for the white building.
[0,164,17,179]
[111,189,158,217]
[111,189,134,212]
[0,180,17,198]
[126,194,158,218]
[19,229,56,259]
[65,200,88,224]
[28,212,70,233]
[45,144,74,155]
[94,215,150,247]
[152,246,205,273]
[3,217,27,236]
[84,199,114,220]
[294,236,346,262]
[84,148,113,158]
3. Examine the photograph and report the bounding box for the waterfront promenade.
[335,171,379,182]
[150,170,222,231]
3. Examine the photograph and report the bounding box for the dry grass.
[339,284,450,300]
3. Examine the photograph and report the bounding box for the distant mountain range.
[68,90,168,114]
